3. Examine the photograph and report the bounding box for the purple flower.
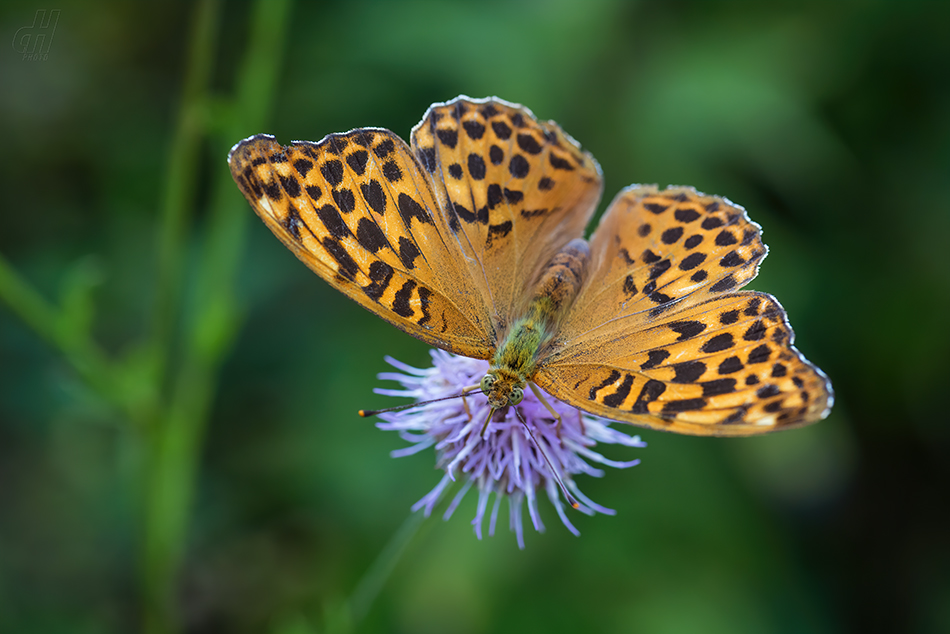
[373,350,647,549]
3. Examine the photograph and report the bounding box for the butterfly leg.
[479,406,510,437]
[529,382,563,437]
[460,383,481,421]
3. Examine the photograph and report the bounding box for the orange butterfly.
[229,96,832,436]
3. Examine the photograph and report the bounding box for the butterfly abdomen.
[528,238,590,316]
[491,239,590,382]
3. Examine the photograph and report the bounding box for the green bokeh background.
[2,1,948,633]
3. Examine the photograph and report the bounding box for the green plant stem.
[0,251,128,414]
[347,511,427,625]
[141,1,294,632]
[325,483,460,634]
[150,0,221,393]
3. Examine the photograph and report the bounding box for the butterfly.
[228,95,833,436]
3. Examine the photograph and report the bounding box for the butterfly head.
[480,368,525,409]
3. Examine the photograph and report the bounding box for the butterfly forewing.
[410,97,603,327]
[228,130,496,358]
[536,185,833,435]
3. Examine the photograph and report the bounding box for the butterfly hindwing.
[228,131,496,359]
[535,186,833,435]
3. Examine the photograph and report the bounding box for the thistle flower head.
[373,350,646,548]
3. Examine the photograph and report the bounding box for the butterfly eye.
[510,386,524,405]
[480,375,495,393]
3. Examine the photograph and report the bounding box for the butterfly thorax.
[483,239,590,408]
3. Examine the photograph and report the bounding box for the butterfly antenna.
[514,408,580,510]
[358,390,484,417]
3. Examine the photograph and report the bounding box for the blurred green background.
[1,1,948,633]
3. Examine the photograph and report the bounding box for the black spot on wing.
[509,154,530,178]
[326,136,348,155]
[757,384,781,399]
[452,201,477,224]
[747,345,771,364]
[718,356,743,374]
[720,310,739,324]
[661,227,683,244]
[602,374,634,407]
[492,121,512,140]
[672,361,706,383]
[417,286,432,326]
[674,207,700,223]
[262,180,282,200]
[716,230,738,246]
[293,158,313,177]
[662,398,707,413]
[363,260,394,300]
[374,138,395,158]
[356,217,387,253]
[436,128,458,148]
[397,193,431,225]
[589,370,621,401]
[486,221,513,247]
[623,275,638,298]
[640,349,669,370]
[669,321,706,341]
[631,379,666,414]
[323,237,359,281]
[333,188,355,213]
[489,145,504,165]
[398,236,422,269]
[346,150,369,175]
[649,260,672,279]
[701,333,735,353]
[278,174,300,198]
[321,160,344,185]
[517,133,543,155]
[480,104,499,118]
[361,180,386,214]
[549,153,574,171]
[504,188,523,204]
[392,280,417,317]
[382,160,402,182]
[700,378,736,396]
[720,251,745,267]
[462,120,486,139]
[487,184,504,209]
[743,320,767,341]
[679,252,706,270]
[710,275,737,292]
[468,153,486,180]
